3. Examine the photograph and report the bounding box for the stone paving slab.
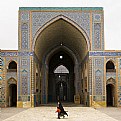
[0,108,27,121]
[1,107,118,121]
[97,107,121,121]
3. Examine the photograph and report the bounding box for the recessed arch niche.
[33,16,89,104]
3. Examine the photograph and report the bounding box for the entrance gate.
[9,84,17,107]
[106,84,114,106]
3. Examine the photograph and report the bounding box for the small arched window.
[106,61,115,72]
[54,65,69,73]
[8,61,17,72]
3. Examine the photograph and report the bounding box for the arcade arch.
[33,17,89,104]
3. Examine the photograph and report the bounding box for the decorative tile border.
[89,51,121,56]
[1,52,18,56]
[2,51,121,57]
[1,52,34,57]
[93,57,104,96]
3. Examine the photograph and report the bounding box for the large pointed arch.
[32,14,90,104]
[32,15,90,52]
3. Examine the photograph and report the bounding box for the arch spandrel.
[33,15,90,52]
[33,15,90,63]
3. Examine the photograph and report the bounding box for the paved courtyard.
[0,107,121,121]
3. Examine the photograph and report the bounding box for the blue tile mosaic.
[89,51,121,56]
[1,52,34,57]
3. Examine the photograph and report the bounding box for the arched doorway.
[9,84,17,107]
[48,51,74,102]
[106,84,115,107]
[33,17,89,104]
[106,60,116,107]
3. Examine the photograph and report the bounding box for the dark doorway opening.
[8,61,17,72]
[56,79,67,102]
[106,84,114,107]
[48,51,75,103]
[106,61,115,72]
[9,84,17,107]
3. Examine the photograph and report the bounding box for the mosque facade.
[0,7,121,108]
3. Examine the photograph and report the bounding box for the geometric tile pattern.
[21,12,29,21]
[95,70,102,95]
[6,57,17,64]
[22,32,28,48]
[18,56,31,101]
[6,72,17,80]
[21,75,28,95]
[1,52,34,57]
[18,58,21,95]
[94,23,101,50]
[117,58,121,106]
[89,58,92,95]
[0,55,5,107]
[20,11,30,50]
[21,57,30,96]
[93,14,101,22]
[89,51,121,56]
[93,57,104,98]
[32,11,90,41]
[119,59,121,69]
[18,9,31,104]
[106,72,116,80]
[95,58,102,67]
[92,12,104,51]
